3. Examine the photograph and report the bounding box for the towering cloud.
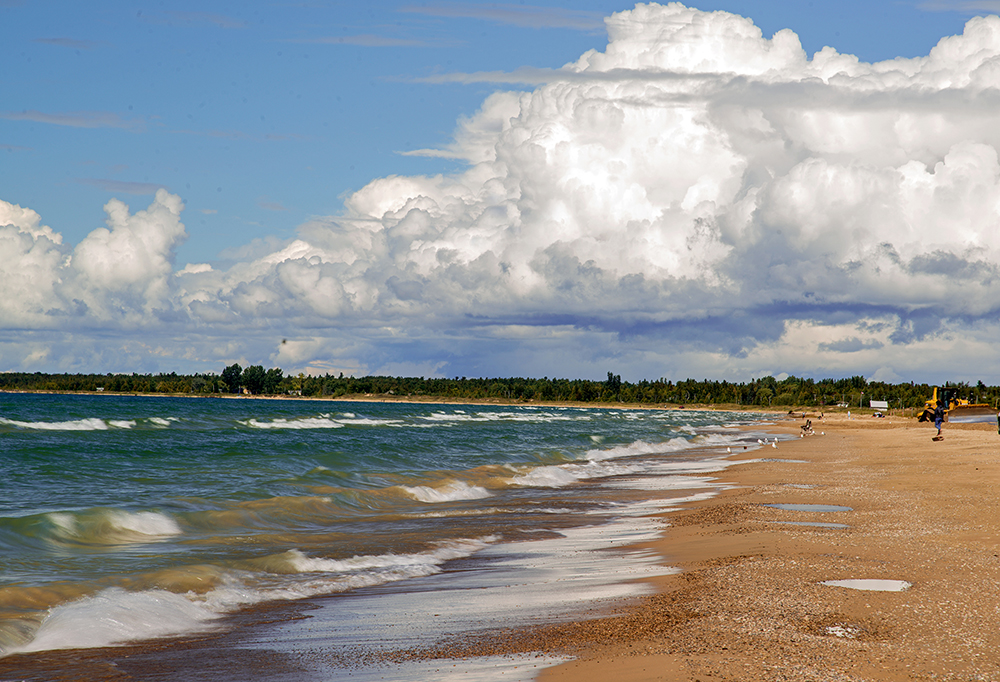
[4,3,1000,380]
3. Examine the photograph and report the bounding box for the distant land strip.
[2,370,998,411]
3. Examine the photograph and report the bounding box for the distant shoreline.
[0,388,816,415]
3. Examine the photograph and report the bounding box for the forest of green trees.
[2,366,999,410]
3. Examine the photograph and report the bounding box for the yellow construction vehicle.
[917,386,994,423]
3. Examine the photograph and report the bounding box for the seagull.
[771,441,777,448]
[757,439,764,444]
[727,446,732,453]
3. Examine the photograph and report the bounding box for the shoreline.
[536,414,1000,680]
[0,387,833,417]
[4,411,997,680]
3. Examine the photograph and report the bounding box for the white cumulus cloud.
[4,2,1000,381]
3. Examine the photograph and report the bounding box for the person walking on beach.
[933,400,946,440]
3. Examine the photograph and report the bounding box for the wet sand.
[537,413,1000,681]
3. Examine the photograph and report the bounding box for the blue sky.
[3,1,1000,382]
[3,0,979,261]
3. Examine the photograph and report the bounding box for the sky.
[3,0,1000,384]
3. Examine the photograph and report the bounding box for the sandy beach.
[530,413,1000,681]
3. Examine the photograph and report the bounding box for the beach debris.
[825,624,862,639]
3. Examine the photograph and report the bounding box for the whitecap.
[107,511,182,538]
[585,438,690,461]
[8,587,221,654]
[0,417,109,431]
[509,460,641,488]
[243,417,344,429]
[47,509,182,545]
[402,481,492,503]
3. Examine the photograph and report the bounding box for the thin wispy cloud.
[291,33,447,47]
[169,128,305,142]
[76,179,167,194]
[138,11,248,29]
[397,147,466,159]
[919,0,1000,11]
[414,65,747,87]
[0,110,143,130]
[257,198,290,211]
[400,2,605,31]
[417,66,562,85]
[33,37,100,50]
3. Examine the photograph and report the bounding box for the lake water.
[0,393,771,679]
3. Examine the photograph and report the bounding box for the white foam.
[508,460,641,488]
[47,512,79,536]
[509,438,742,489]
[244,416,344,429]
[7,538,497,656]
[402,481,492,503]
[584,433,742,462]
[418,410,590,425]
[9,587,222,654]
[283,538,493,577]
[47,510,182,545]
[336,416,405,426]
[108,511,182,538]
[821,579,911,591]
[607,474,719,491]
[244,414,404,429]
[267,513,680,664]
[0,417,109,431]
[107,420,136,429]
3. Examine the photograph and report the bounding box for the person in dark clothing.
[933,401,946,439]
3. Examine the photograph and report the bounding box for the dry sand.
[532,413,1000,681]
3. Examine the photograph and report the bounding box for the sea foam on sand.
[820,579,911,591]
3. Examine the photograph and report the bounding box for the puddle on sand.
[764,503,852,512]
[771,520,848,529]
[821,579,911,592]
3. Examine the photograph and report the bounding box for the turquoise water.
[0,393,768,668]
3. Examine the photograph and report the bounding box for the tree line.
[2,368,999,410]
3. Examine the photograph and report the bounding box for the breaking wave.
[401,481,492,503]
[3,537,495,656]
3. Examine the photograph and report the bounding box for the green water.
[0,392,766,658]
